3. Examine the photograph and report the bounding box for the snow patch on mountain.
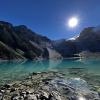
[68,35,79,41]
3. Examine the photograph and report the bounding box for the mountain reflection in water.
[0,58,100,84]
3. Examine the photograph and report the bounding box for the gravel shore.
[0,69,100,100]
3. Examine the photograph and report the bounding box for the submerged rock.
[0,71,100,100]
[51,78,100,99]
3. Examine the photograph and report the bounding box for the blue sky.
[0,0,100,40]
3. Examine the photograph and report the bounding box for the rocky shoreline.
[0,69,100,100]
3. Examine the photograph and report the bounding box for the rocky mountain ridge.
[0,21,100,60]
[0,21,61,60]
[53,26,100,57]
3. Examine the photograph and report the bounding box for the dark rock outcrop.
[0,41,25,60]
[52,39,77,57]
[53,26,100,57]
[75,27,100,52]
[0,21,52,60]
[0,21,100,59]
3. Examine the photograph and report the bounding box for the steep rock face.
[53,26,100,57]
[75,27,100,52]
[0,41,25,60]
[0,21,100,59]
[52,39,77,57]
[0,21,52,60]
[14,25,51,47]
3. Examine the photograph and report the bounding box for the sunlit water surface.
[0,58,100,84]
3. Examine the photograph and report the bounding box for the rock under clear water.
[0,71,99,100]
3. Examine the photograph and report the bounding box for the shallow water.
[0,58,100,84]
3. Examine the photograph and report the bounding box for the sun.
[68,17,78,28]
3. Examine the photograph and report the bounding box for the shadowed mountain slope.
[0,21,100,60]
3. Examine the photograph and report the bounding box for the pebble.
[0,71,99,100]
[0,92,3,100]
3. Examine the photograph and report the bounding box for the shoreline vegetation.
[0,69,100,100]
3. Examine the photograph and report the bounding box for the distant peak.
[68,35,79,41]
[0,21,12,24]
[14,25,27,29]
[0,21,13,28]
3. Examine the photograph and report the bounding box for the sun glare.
[68,17,78,28]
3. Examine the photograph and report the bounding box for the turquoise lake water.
[0,58,100,84]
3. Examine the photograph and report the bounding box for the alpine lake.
[0,58,100,99]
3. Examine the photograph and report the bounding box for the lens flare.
[68,17,78,28]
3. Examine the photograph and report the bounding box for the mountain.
[0,21,100,60]
[75,27,100,52]
[53,26,100,57]
[0,21,53,60]
[0,41,25,60]
[52,39,77,57]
